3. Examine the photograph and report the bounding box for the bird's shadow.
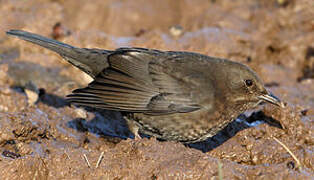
[67,107,131,141]
[11,86,69,108]
[38,88,70,108]
[66,106,283,152]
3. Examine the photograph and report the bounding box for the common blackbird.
[7,30,283,143]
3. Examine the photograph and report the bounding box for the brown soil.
[0,0,313,179]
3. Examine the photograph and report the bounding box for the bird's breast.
[132,106,239,143]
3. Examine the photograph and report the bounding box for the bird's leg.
[124,116,141,140]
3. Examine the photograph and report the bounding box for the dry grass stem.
[273,137,302,170]
[83,154,91,168]
[218,160,223,180]
[96,152,104,168]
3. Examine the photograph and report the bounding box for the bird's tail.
[6,30,110,78]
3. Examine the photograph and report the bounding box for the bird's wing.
[67,48,202,115]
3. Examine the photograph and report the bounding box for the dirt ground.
[0,0,313,179]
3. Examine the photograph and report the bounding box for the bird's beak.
[258,92,284,108]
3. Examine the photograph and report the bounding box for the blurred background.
[0,0,313,179]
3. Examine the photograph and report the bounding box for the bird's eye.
[245,79,253,87]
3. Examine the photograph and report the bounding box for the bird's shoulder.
[108,47,215,80]
[108,47,216,101]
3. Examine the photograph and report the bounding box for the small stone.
[287,161,295,169]
[0,105,8,112]
[24,81,39,106]
[74,108,87,119]
[169,25,184,37]
[0,87,11,95]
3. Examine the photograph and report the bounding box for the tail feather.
[6,30,110,78]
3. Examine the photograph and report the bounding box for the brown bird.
[7,30,283,143]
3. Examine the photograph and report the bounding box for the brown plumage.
[7,30,283,143]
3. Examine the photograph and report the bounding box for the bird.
[6,30,283,143]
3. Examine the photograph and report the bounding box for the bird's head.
[217,60,284,109]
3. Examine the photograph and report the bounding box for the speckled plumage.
[7,30,282,143]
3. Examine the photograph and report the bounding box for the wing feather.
[67,48,202,114]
